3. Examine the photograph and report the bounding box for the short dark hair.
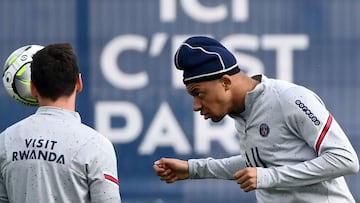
[31,43,79,100]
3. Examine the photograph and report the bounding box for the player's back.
[0,106,120,203]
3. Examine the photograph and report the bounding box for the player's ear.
[30,81,39,98]
[76,73,83,94]
[220,75,232,90]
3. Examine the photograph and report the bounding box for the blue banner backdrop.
[1,0,359,202]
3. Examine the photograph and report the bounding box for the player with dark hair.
[153,36,359,202]
[0,43,121,203]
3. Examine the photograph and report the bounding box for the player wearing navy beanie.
[154,36,359,202]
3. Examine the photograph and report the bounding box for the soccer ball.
[2,45,44,106]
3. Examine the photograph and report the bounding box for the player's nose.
[193,97,201,112]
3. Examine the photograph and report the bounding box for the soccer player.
[0,44,121,203]
[153,36,359,202]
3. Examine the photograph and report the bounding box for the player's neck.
[38,94,77,111]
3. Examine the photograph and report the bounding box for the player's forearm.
[256,150,359,188]
[189,155,246,179]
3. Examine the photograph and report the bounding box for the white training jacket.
[189,75,359,203]
[0,106,121,203]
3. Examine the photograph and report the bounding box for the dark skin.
[153,72,260,192]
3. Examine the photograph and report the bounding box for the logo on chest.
[259,123,270,137]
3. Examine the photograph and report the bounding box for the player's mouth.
[201,112,210,119]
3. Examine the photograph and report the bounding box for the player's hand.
[233,167,257,192]
[153,158,190,183]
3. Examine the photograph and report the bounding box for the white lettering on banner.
[221,34,264,77]
[101,34,308,89]
[170,34,309,88]
[98,33,308,155]
[95,101,142,143]
[194,114,240,154]
[262,35,309,82]
[138,102,191,155]
[149,33,169,57]
[97,0,310,156]
[159,0,176,22]
[100,35,149,90]
[95,101,238,155]
[181,0,227,23]
[160,0,249,23]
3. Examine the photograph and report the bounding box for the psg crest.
[259,123,270,137]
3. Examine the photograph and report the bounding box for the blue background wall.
[1,0,359,202]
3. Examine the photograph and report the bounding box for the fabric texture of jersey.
[188,75,359,203]
[0,106,121,203]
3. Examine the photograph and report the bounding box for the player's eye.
[188,88,205,98]
[195,92,204,98]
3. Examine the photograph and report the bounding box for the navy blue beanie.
[174,36,240,85]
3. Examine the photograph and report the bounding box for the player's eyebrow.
[186,86,200,96]
[189,90,198,97]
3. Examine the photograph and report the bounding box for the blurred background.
[1,0,360,202]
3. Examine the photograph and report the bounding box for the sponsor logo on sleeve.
[295,100,320,126]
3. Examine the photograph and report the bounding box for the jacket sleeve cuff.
[257,167,276,189]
